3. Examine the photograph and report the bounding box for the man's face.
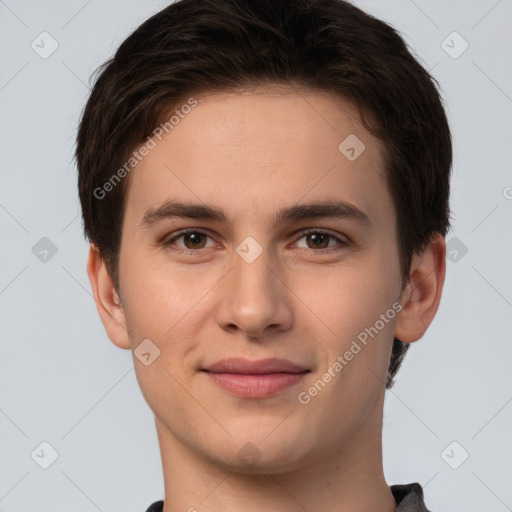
[117,86,403,472]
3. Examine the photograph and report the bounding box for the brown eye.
[295,230,348,251]
[163,229,215,252]
[182,232,207,249]
[306,233,330,249]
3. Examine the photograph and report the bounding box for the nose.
[214,244,293,339]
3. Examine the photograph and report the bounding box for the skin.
[87,85,446,512]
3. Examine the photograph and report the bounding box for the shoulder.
[144,500,164,512]
[390,482,433,512]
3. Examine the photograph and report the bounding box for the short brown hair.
[76,0,452,389]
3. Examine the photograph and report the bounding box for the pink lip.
[204,372,308,398]
[204,357,308,374]
[202,358,310,398]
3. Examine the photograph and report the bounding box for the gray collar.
[391,482,431,511]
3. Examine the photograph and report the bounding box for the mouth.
[201,358,310,398]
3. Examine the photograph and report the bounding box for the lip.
[202,358,310,398]
[204,357,308,374]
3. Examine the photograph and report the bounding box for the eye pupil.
[184,232,206,248]
[308,233,329,248]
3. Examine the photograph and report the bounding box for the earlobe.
[394,233,446,343]
[86,243,131,350]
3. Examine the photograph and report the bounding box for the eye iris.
[308,233,329,249]
[184,232,206,249]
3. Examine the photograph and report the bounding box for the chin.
[207,431,315,475]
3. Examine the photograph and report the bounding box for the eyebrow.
[139,199,372,230]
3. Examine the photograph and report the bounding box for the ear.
[86,243,131,350]
[394,233,446,343]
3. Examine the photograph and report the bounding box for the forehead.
[124,86,391,227]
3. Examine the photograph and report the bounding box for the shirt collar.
[391,482,431,511]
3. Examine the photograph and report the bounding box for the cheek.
[296,264,393,337]
[120,253,222,362]
[296,262,398,391]
[120,260,208,415]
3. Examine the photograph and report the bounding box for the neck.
[156,392,396,512]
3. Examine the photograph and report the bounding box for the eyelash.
[162,228,350,255]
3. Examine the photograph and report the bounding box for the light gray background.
[1,0,511,511]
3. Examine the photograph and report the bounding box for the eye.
[163,229,216,252]
[162,228,350,255]
[294,229,349,251]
